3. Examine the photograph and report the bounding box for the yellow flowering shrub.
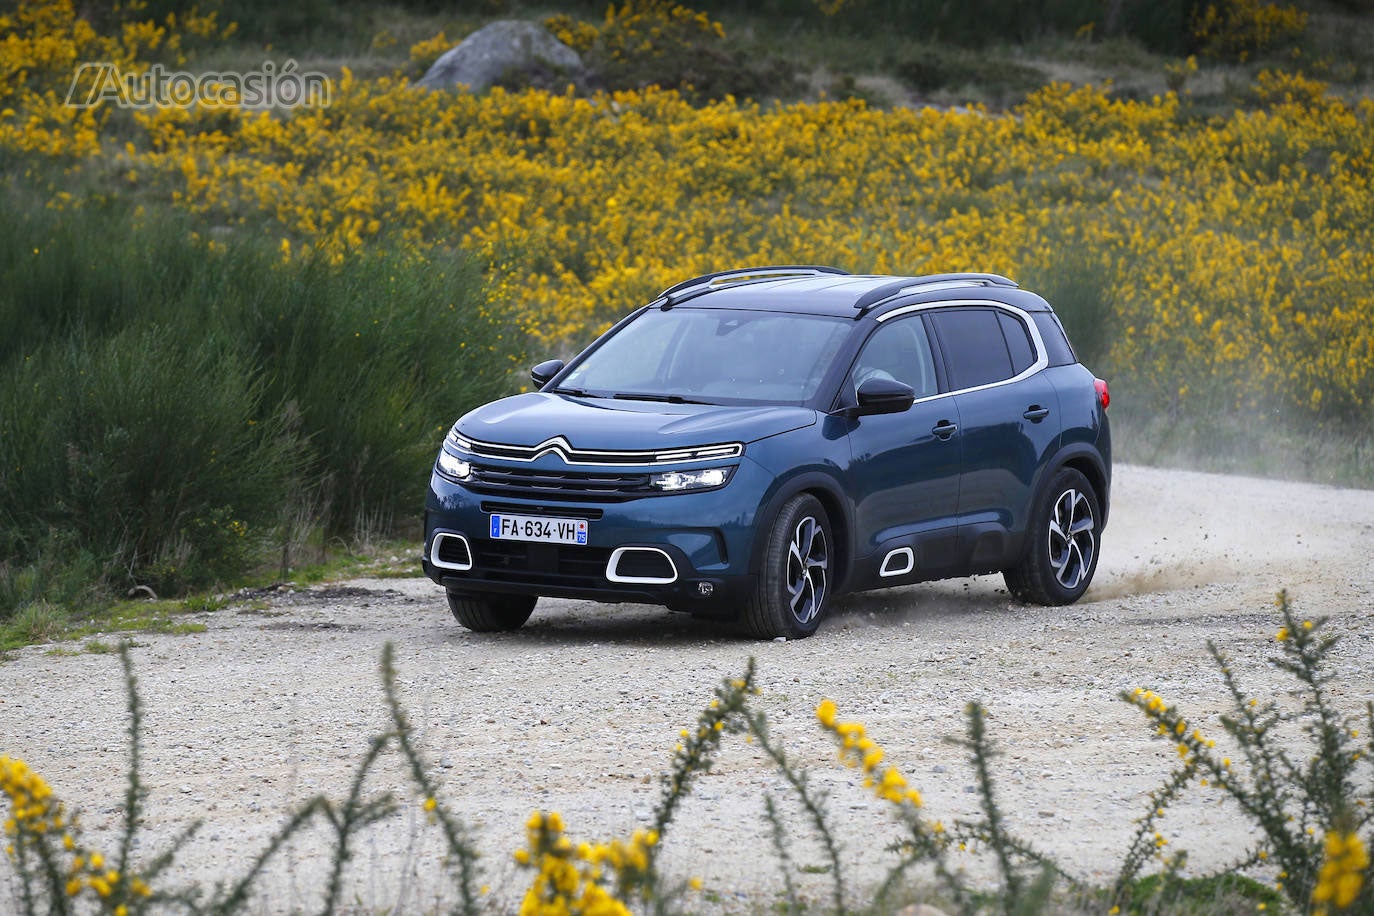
[408,30,450,72]
[1313,830,1369,914]
[594,0,726,61]
[545,1,733,96]
[1192,0,1308,62]
[816,698,923,808]
[2,755,153,908]
[544,14,601,53]
[513,810,661,916]
[2,0,1373,423]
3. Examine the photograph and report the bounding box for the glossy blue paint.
[422,268,1112,630]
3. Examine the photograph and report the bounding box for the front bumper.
[422,457,773,614]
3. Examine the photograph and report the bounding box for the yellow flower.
[1313,830,1369,909]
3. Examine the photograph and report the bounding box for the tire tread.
[447,591,536,631]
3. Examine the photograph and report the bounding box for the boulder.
[415,20,583,92]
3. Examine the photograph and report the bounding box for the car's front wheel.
[741,493,832,639]
[447,591,536,631]
[1004,467,1100,605]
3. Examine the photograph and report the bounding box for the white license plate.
[489,514,588,545]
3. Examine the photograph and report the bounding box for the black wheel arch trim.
[746,470,856,592]
[1032,442,1111,530]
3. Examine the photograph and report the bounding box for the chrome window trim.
[448,433,743,467]
[872,299,1050,401]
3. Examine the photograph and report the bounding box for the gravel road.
[4,464,1373,913]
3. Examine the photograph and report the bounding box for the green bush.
[699,0,1196,52]
[1,327,293,598]
[0,190,522,616]
[544,1,795,101]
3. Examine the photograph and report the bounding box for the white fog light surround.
[650,466,733,492]
[437,450,472,480]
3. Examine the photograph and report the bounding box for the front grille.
[480,501,604,520]
[465,464,651,502]
[467,541,614,589]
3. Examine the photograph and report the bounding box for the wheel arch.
[746,471,855,593]
[1042,443,1111,529]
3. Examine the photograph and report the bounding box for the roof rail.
[658,265,849,302]
[852,273,1018,313]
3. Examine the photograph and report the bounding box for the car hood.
[457,393,816,451]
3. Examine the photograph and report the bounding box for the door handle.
[1023,406,1050,422]
[932,420,958,440]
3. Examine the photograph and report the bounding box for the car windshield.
[558,307,852,405]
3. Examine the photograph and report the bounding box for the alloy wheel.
[786,515,829,624]
[1047,488,1095,590]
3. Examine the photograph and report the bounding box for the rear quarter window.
[1031,312,1078,367]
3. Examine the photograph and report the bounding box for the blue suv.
[423,266,1111,638]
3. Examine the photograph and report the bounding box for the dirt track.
[3,464,1373,912]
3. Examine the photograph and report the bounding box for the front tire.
[1004,467,1101,605]
[447,591,536,632]
[741,494,833,639]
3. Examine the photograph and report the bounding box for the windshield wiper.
[551,386,594,397]
[611,392,714,405]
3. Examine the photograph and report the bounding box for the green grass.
[0,536,420,654]
[1113,403,1374,488]
[1122,873,1284,914]
[0,597,206,653]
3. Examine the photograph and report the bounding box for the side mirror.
[855,377,915,416]
[530,359,565,388]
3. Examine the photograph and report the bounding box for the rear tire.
[740,494,832,639]
[1004,467,1100,605]
[446,591,536,632]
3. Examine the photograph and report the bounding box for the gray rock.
[415,20,583,92]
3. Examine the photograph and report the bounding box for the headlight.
[437,450,472,480]
[650,466,733,492]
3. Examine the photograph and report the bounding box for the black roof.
[654,266,1052,318]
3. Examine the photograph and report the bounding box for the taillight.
[1094,378,1110,411]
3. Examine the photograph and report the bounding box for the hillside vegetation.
[1,0,1372,616]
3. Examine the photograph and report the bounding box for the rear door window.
[929,308,1015,391]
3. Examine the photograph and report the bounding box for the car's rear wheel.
[446,591,536,631]
[1004,467,1100,605]
[741,494,832,639]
